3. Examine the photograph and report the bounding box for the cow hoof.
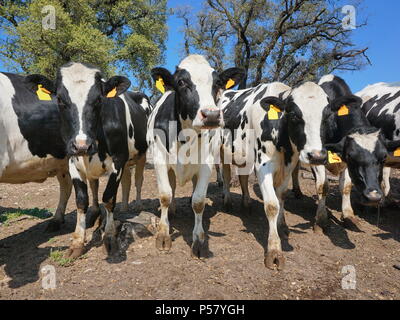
[65,246,85,259]
[45,219,63,233]
[103,235,119,256]
[191,240,208,259]
[264,250,285,270]
[293,188,303,199]
[343,217,362,232]
[155,233,172,252]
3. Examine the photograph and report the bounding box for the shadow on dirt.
[0,206,76,288]
[207,182,294,255]
[251,182,356,250]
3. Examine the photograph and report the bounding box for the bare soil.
[1,166,400,300]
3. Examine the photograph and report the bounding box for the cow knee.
[192,200,205,215]
[160,193,172,208]
[265,202,279,217]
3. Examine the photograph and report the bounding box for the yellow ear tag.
[338,105,349,116]
[394,147,400,157]
[267,104,281,120]
[226,78,235,89]
[328,151,342,164]
[156,77,165,94]
[36,84,52,101]
[106,87,117,98]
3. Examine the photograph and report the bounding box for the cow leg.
[155,164,173,252]
[191,165,212,259]
[120,165,132,213]
[168,169,177,215]
[238,175,251,214]
[134,154,146,211]
[215,164,223,186]
[102,163,125,256]
[382,167,393,206]
[257,162,284,270]
[340,169,361,231]
[292,162,303,198]
[66,161,88,258]
[312,165,329,233]
[86,179,101,228]
[222,164,232,210]
[46,171,72,232]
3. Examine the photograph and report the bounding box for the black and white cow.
[312,75,400,230]
[0,71,72,231]
[220,81,330,270]
[147,55,245,258]
[55,62,149,258]
[357,82,400,198]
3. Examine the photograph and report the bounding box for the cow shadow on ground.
[0,206,76,288]
[352,176,400,244]
[206,183,294,254]
[251,183,357,250]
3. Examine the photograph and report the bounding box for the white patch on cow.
[349,130,380,153]
[147,91,173,146]
[60,63,100,144]
[290,82,328,163]
[318,74,335,86]
[178,55,218,128]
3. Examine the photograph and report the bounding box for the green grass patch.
[49,249,74,267]
[0,208,52,225]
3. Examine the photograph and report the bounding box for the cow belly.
[0,156,67,183]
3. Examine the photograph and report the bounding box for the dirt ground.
[1,164,400,300]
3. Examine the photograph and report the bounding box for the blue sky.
[0,0,399,93]
[165,0,400,93]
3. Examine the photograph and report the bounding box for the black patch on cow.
[3,72,67,159]
[319,75,352,101]
[129,124,133,139]
[154,92,182,152]
[72,178,89,210]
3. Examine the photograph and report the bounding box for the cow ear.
[151,67,174,94]
[330,95,363,113]
[325,138,346,158]
[260,96,286,113]
[384,138,400,153]
[103,76,131,98]
[25,74,55,94]
[219,67,246,90]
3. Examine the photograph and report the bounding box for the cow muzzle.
[307,149,328,165]
[362,189,383,206]
[70,138,96,156]
[200,108,222,128]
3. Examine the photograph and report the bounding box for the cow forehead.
[348,131,380,153]
[178,55,215,85]
[60,63,100,102]
[291,83,328,116]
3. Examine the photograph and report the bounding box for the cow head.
[325,127,390,206]
[55,62,130,156]
[151,55,245,130]
[285,82,329,165]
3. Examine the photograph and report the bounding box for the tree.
[0,0,168,89]
[177,0,370,88]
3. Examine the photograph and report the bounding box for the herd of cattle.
[0,55,399,271]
